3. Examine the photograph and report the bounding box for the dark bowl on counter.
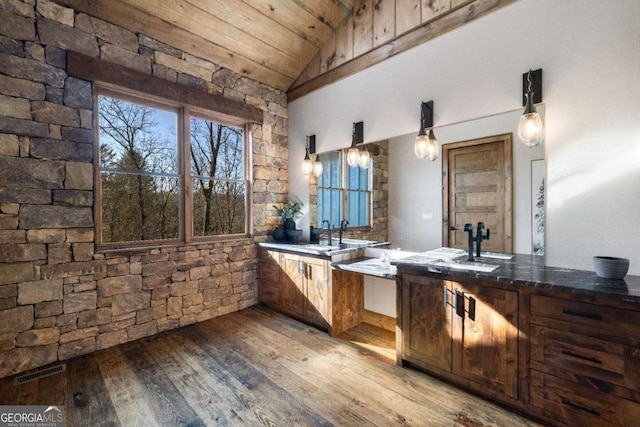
[593,256,629,280]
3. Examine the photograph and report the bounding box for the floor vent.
[14,364,66,385]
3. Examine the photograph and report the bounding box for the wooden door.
[303,256,329,329]
[451,281,519,399]
[280,253,305,316]
[443,134,512,253]
[401,274,452,372]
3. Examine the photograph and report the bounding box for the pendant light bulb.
[347,122,362,167]
[415,128,438,161]
[518,70,544,148]
[517,93,543,147]
[347,146,360,167]
[358,145,371,169]
[312,158,323,177]
[415,101,437,160]
[301,147,313,175]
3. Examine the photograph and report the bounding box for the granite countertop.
[394,253,640,304]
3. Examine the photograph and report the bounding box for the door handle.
[444,285,447,308]
[468,296,476,321]
[450,226,457,231]
[455,291,465,318]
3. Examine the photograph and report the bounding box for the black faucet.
[339,219,348,244]
[475,222,490,258]
[463,222,491,261]
[322,220,334,246]
[464,224,475,261]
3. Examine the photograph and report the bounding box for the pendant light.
[415,101,438,161]
[312,157,323,177]
[347,122,364,168]
[358,144,370,169]
[517,69,544,148]
[301,135,316,176]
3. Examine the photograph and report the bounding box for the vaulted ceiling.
[56,0,511,96]
[57,0,355,91]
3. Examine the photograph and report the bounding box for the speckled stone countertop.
[394,253,640,304]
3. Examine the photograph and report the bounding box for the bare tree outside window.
[190,117,246,236]
[98,95,179,243]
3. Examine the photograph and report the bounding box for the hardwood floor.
[0,305,540,426]
[336,321,397,364]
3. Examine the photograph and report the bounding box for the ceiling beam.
[287,0,515,101]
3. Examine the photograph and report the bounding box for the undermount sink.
[478,251,514,260]
[430,259,499,272]
[339,238,377,245]
[347,258,397,274]
[302,244,341,251]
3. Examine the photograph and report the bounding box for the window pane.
[98,95,179,244]
[192,178,246,236]
[190,117,244,179]
[190,116,246,237]
[318,152,340,188]
[101,172,179,243]
[318,188,341,227]
[346,190,369,227]
[98,96,178,173]
[317,151,342,227]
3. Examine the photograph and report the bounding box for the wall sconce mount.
[347,121,364,168]
[518,68,544,147]
[415,101,438,161]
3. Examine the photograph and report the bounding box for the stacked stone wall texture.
[0,0,288,378]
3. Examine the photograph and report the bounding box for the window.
[190,116,246,236]
[317,151,371,228]
[96,87,250,248]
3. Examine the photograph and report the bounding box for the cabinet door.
[303,256,329,328]
[280,253,305,316]
[452,283,518,399]
[402,274,452,372]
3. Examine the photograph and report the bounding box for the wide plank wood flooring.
[0,305,540,426]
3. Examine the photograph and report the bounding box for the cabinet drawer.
[530,370,640,427]
[530,325,640,392]
[259,262,280,283]
[530,295,640,340]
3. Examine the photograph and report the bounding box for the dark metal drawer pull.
[562,309,602,321]
[561,399,601,417]
[562,350,602,365]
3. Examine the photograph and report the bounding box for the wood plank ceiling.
[56,0,355,91]
[56,1,512,97]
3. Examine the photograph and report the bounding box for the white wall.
[289,0,640,274]
[363,276,396,317]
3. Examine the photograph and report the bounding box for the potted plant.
[273,200,303,230]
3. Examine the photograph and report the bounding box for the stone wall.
[308,140,389,243]
[0,0,288,378]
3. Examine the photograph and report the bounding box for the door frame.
[441,133,513,251]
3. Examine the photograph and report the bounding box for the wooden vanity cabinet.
[528,291,640,427]
[399,273,519,401]
[258,248,330,330]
